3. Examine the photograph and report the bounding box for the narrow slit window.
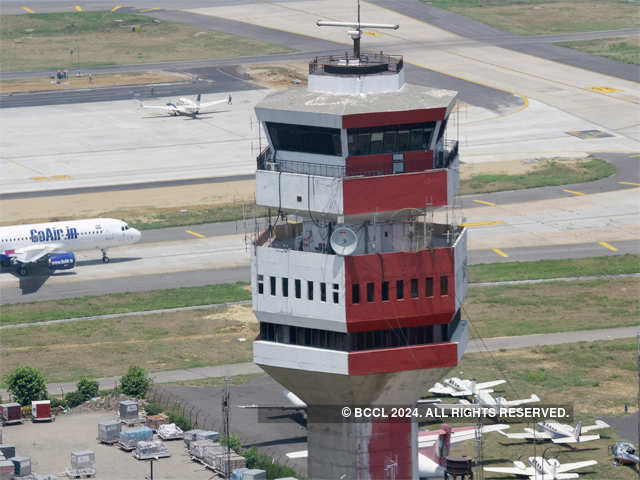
[367,282,375,302]
[411,278,418,298]
[257,274,264,295]
[440,275,448,296]
[381,281,389,301]
[320,282,327,302]
[270,276,276,296]
[307,281,314,301]
[282,278,289,298]
[352,284,360,304]
[333,283,339,304]
[426,277,433,297]
[396,280,404,300]
[295,279,301,299]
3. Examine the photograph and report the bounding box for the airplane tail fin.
[196,94,201,106]
[574,421,582,438]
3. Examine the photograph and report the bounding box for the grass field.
[0,304,258,383]
[458,157,615,195]
[3,256,638,326]
[2,11,294,72]
[556,36,640,66]
[426,0,639,36]
[448,338,638,479]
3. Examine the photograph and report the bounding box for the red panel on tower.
[348,342,458,374]
[368,420,413,479]
[343,170,448,215]
[342,107,447,129]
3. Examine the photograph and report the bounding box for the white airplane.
[141,93,231,117]
[499,420,609,445]
[238,389,307,410]
[484,456,597,479]
[429,377,506,397]
[459,389,540,409]
[418,423,509,478]
[0,218,141,276]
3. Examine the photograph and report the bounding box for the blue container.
[120,426,153,441]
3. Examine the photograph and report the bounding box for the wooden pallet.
[65,467,96,478]
[118,442,137,452]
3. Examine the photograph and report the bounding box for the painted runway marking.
[589,86,621,93]
[185,230,206,239]
[630,154,640,158]
[599,241,618,252]
[563,189,586,196]
[460,220,505,227]
[619,181,640,187]
[111,5,122,11]
[22,6,35,13]
[492,248,509,258]
[51,174,71,180]
[31,176,48,182]
[74,5,83,11]
[473,199,497,207]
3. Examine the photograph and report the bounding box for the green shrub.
[49,397,68,409]
[120,366,152,398]
[167,411,192,431]
[65,390,86,408]
[220,433,242,453]
[145,402,163,416]
[5,366,47,406]
[76,377,99,401]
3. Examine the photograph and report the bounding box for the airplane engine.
[0,254,11,267]
[48,252,76,271]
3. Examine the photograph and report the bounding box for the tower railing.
[309,53,403,75]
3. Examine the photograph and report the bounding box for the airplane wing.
[198,98,229,109]
[484,465,533,476]
[13,243,62,263]
[236,404,306,410]
[450,389,474,397]
[504,394,540,406]
[539,474,579,480]
[555,460,597,473]
[428,383,454,395]
[553,434,599,444]
[476,380,506,390]
[416,398,441,404]
[581,420,610,432]
[142,104,178,113]
[499,430,552,440]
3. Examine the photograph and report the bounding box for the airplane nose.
[132,228,141,242]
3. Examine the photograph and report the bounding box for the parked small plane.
[484,456,597,479]
[459,389,540,408]
[141,94,231,117]
[429,376,506,397]
[611,442,640,467]
[418,423,509,478]
[500,420,609,445]
[0,218,141,276]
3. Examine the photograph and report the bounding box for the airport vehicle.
[484,456,597,479]
[611,442,640,467]
[418,423,509,478]
[459,389,540,408]
[500,420,609,445]
[429,376,506,397]
[0,218,141,276]
[142,94,231,118]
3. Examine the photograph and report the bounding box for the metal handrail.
[309,52,403,75]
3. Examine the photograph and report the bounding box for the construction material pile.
[157,423,184,440]
[145,413,169,432]
[66,450,96,478]
[133,440,171,460]
[98,420,122,444]
[119,426,153,450]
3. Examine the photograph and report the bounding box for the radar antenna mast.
[316,0,398,59]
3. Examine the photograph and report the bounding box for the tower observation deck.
[250,11,468,479]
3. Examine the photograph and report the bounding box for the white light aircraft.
[142,93,231,117]
[429,376,506,397]
[0,218,141,276]
[484,456,597,479]
[459,389,540,408]
[500,420,609,445]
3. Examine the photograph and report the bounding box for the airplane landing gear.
[101,249,110,263]
[17,265,28,276]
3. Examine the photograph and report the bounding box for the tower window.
[266,122,342,156]
[307,281,314,300]
[257,274,264,295]
[411,278,419,298]
[396,280,404,300]
[282,278,289,298]
[367,282,375,302]
[295,279,301,299]
[352,284,360,304]
[426,277,434,297]
[320,282,327,302]
[440,276,449,296]
[381,281,389,301]
[333,283,339,304]
[270,276,276,296]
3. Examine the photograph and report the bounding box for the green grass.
[126,204,269,230]
[425,0,639,36]
[468,254,640,283]
[167,373,265,387]
[2,11,294,72]
[0,282,250,326]
[447,338,638,479]
[556,36,640,66]
[459,157,615,195]
[466,277,639,338]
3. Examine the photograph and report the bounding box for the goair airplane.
[0,218,141,276]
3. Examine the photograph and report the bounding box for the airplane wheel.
[17,266,28,276]
[102,256,110,264]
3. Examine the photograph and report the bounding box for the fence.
[147,386,223,433]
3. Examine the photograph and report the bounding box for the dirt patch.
[240,62,308,90]
[459,156,586,180]
[0,70,191,94]
[202,304,257,323]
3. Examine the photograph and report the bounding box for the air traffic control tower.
[250,15,469,479]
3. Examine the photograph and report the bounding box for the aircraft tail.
[574,421,582,438]
[196,94,201,106]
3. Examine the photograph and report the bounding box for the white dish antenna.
[330,226,358,256]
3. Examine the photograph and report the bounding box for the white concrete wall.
[308,70,405,94]
[255,170,343,215]
[446,153,460,201]
[252,246,347,331]
[254,340,349,374]
[450,320,469,364]
[453,228,468,311]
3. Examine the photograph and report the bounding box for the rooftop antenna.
[316,0,399,59]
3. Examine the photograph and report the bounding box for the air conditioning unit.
[266,161,277,171]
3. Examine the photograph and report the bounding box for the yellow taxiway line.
[492,248,509,258]
[472,199,497,207]
[619,181,640,187]
[460,220,505,227]
[74,5,83,11]
[111,5,122,12]
[185,230,205,239]
[599,241,618,252]
[563,189,586,196]
[22,6,35,13]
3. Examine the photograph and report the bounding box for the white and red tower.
[251,17,468,479]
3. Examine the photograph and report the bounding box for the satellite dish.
[330,226,358,255]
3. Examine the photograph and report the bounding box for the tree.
[76,377,99,400]
[5,366,47,406]
[120,366,152,398]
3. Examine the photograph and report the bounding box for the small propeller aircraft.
[429,376,506,397]
[500,420,609,445]
[484,456,597,479]
[459,389,540,409]
[141,94,231,118]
